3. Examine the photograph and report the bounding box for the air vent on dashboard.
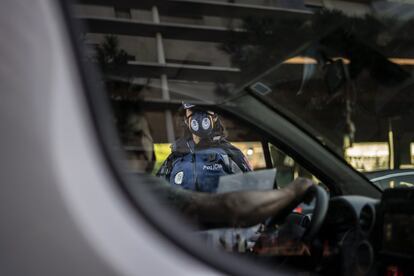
[359,204,375,233]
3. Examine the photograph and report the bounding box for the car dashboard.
[315,188,414,275]
[246,187,414,275]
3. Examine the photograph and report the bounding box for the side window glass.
[269,144,321,189]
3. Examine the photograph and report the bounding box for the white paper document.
[217,168,277,193]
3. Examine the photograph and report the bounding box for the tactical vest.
[169,146,240,193]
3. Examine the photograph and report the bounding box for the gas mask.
[187,111,215,138]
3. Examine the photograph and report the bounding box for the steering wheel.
[302,185,329,242]
[265,185,329,242]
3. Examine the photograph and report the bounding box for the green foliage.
[95,35,130,72]
[94,35,148,101]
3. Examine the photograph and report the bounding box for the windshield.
[219,7,414,186]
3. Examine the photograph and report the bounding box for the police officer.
[157,103,252,193]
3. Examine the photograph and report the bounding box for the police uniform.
[157,137,251,193]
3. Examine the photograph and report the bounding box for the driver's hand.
[285,177,314,200]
